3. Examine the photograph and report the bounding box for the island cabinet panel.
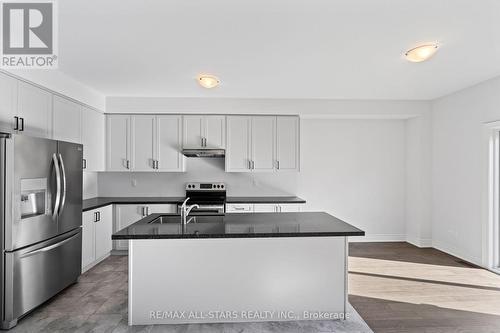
[82,205,113,272]
[156,115,184,172]
[228,203,304,213]
[82,107,105,171]
[276,116,300,171]
[52,95,82,144]
[0,73,18,133]
[131,115,156,171]
[17,81,52,139]
[107,115,131,171]
[128,237,347,325]
[183,115,226,149]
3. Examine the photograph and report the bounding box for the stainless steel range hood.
[182,148,225,158]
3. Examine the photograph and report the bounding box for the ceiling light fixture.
[197,74,220,89]
[405,44,439,63]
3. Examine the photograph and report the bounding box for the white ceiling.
[58,0,500,100]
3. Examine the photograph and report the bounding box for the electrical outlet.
[132,178,137,187]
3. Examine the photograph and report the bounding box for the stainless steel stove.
[178,182,226,215]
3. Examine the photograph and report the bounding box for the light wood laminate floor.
[349,242,500,333]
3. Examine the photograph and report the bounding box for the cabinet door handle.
[276,160,280,170]
[126,160,130,169]
[14,116,19,130]
[20,117,24,131]
[83,159,87,169]
[252,160,255,169]
[93,212,98,222]
[97,211,101,221]
[155,160,159,169]
[146,207,150,215]
[248,160,251,170]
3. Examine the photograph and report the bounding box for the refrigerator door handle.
[19,231,80,259]
[58,153,67,216]
[52,153,61,219]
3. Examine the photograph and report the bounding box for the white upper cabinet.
[0,74,17,133]
[82,107,105,171]
[251,116,275,172]
[183,115,204,148]
[226,116,251,172]
[226,115,299,173]
[106,114,185,172]
[183,115,226,149]
[107,115,131,171]
[131,115,156,171]
[205,115,226,148]
[276,116,300,171]
[52,95,81,143]
[17,81,52,138]
[156,115,184,172]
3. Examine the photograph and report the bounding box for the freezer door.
[7,134,60,250]
[3,228,82,324]
[57,141,83,234]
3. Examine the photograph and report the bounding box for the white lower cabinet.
[82,205,113,272]
[227,203,303,213]
[114,204,177,251]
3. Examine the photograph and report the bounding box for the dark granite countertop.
[112,212,364,239]
[83,196,306,212]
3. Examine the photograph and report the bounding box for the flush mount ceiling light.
[197,74,220,89]
[405,44,439,63]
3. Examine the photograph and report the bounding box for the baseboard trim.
[349,234,406,243]
[432,240,482,267]
[406,236,432,248]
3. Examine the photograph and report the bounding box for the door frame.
[483,121,500,272]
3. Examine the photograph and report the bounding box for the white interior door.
[251,116,275,171]
[131,115,155,171]
[205,115,226,148]
[106,115,130,171]
[0,73,17,133]
[226,116,251,172]
[17,81,52,138]
[52,95,81,143]
[183,115,204,148]
[82,107,105,171]
[156,115,184,172]
[276,116,300,171]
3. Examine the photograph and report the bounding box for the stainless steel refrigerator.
[0,133,83,329]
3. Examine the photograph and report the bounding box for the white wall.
[99,118,407,241]
[2,69,105,111]
[83,172,99,199]
[431,75,500,266]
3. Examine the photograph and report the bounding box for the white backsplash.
[97,158,299,197]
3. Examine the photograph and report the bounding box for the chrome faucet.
[180,197,199,225]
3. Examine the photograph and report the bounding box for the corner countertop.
[82,196,306,212]
[111,212,365,239]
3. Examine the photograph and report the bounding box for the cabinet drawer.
[226,204,253,213]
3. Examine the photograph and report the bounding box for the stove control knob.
[221,185,224,188]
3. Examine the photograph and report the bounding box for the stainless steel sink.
[149,215,223,224]
[149,216,182,224]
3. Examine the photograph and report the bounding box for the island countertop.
[112,212,365,239]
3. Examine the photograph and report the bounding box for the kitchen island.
[112,212,364,325]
